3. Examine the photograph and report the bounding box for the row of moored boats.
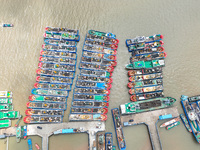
[24,27,80,124]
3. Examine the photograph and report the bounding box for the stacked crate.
[69,30,119,121]
[24,27,80,124]
[125,34,166,102]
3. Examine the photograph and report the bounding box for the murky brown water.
[0,0,200,149]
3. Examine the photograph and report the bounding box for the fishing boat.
[69,114,107,121]
[45,27,79,35]
[126,34,163,46]
[166,121,180,130]
[25,109,64,116]
[125,59,165,70]
[2,23,13,27]
[0,98,12,104]
[129,73,162,82]
[82,51,116,60]
[78,75,112,84]
[88,30,116,39]
[76,81,111,90]
[128,67,162,76]
[131,46,164,54]
[34,82,71,90]
[38,62,76,72]
[81,56,117,67]
[97,133,105,150]
[0,119,11,128]
[83,45,117,55]
[23,115,63,124]
[129,85,163,95]
[36,76,73,84]
[36,68,75,78]
[42,44,77,52]
[160,117,180,127]
[0,111,19,119]
[127,79,163,88]
[188,95,200,103]
[31,88,69,97]
[73,93,109,101]
[0,104,13,111]
[111,108,126,150]
[86,34,119,44]
[80,69,111,78]
[44,31,80,41]
[190,102,200,123]
[35,143,40,150]
[85,39,118,49]
[79,62,114,72]
[72,101,108,108]
[130,91,164,102]
[44,39,77,46]
[74,87,110,95]
[120,97,176,115]
[26,102,66,110]
[105,132,113,150]
[39,56,76,65]
[0,91,12,97]
[128,41,164,51]
[27,139,32,150]
[180,114,192,132]
[130,52,167,62]
[113,146,116,150]
[70,107,108,114]
[29,95,66,102]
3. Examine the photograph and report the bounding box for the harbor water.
[0,0,200,149]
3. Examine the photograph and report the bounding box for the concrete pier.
[121,107,179,150]
[0,122,105,150]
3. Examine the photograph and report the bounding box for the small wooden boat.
[126,34,163,46]
[76,81,111,90]
[29,95,66,103]
[70,107,108,114]
[180,114,192,132]
[80,69,111,78]
[36,68,75,78]
[97,133,105,150]
[129,73,162,82]
[79,62,114,72]
[69,114,107,121]
[27,139,32,150]
[0,111,19,119]
[160,117,180,127]
[128,67,162,76]
[35,143,40,150]
[24,115,63,124]
[26,102,66,110]
[34,82,71,90]
[72,100,109,108]
[83,45,117,55]
[73,93,109,101]
[2,23,13,27]
[45,27,79,35]
[120,97,176,115]
[42,44,77,52]
[132,47,164,54]
[188,95,200,103]
[44,31,80,41]
[166,121,180,130]
[130,52,167,62]
[81,56,117,67]
[39,56,76,65]
[126,59,165,70]
[41,50,77,58]
[0,91,12,98]
[44,39,77,46]
[88,30,116,39]
[82,51,116,60]
[105,132,113,150]
[74,87,110,95]
[31,88,69,97]
[38,62,76,71]
[85,39,118,49]
[127,79,163,88]
[86,34,119,44]
[130,91,164,101]
[77,75,112,84]
[25,109,64,116]
[36,76,73,84]
[128,41,164,51]
[129,85,163,95]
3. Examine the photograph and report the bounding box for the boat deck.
[121,107,179,150]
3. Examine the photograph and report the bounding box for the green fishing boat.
[0,104,13,111]
[0,98,12,104]
[166,121,180,130]
[120,97,176,115]
[125,59,165,70]
[0,91,12,98]
[0,119,11,128]
[0,111,20,119]
[88,30,116,38]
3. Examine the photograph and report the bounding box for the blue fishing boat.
[27,139,33,150]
